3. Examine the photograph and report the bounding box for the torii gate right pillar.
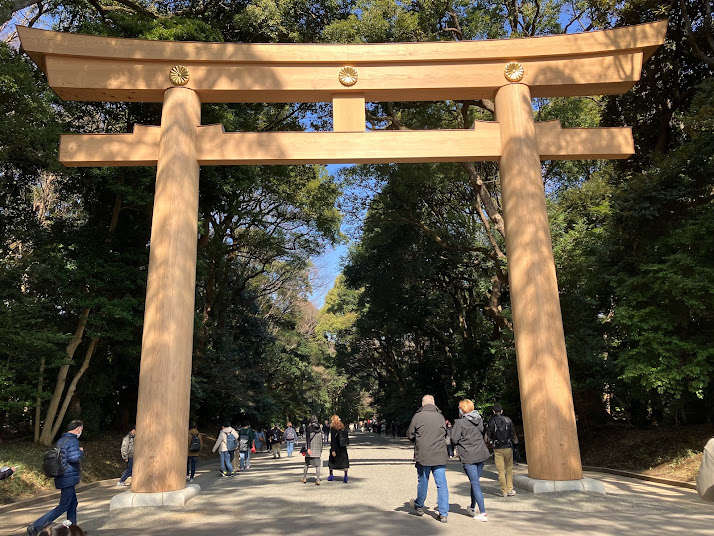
[495,82,583,481]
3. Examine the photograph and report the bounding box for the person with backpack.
[27,420,84,536]
[116,426,135,486]
[269,424,282,458]
[486,403,519,497]
[284,421,297,457]
[451,399,490,522]
[212,421,238,476]
[327,414,350,483]
[187,422,202,482]
[236,421,255,471]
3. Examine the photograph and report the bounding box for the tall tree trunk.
[33,355,45,443]
[49,337,99,440]
[38,307,90,445]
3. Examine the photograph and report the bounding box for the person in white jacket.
[212,422,238,476]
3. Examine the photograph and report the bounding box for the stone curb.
[0,480,111,515]
[582,465,697,490]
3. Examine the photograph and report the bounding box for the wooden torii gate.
[19,21,666,503]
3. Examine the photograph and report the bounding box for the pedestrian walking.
[451,399,490,522]
[27,420,85,536]
[445,421,454,458]
[322,420,330,445]
[187,422,202,482]
[327,414,350,483]
[269,424,282,458]
[487,403,519,497]
[116,426,135,486]
[237,421,255,470]
[407,395,449,523]
[254,428,265,452]
[212,422,238,476]
[284,421,297,457]
[302,416,323,485]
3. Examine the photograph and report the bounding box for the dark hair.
[130,424,136,430]
[242,420,249,427]
[222,420,231,427]
[67,420,83,431]
[190,421,197,429]
[308,415,318,424]
[493,403,503,413]
[38,523,87,536]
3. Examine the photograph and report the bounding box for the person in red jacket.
[27,420,85,536]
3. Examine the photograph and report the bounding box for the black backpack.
[491,416,512,448]
[189,433,201,453]
[43,437,70,477]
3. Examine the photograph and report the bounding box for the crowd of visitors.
[26,397,520,534]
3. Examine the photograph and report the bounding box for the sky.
[308,163,353,309]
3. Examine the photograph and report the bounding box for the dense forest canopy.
[0,0,712,445]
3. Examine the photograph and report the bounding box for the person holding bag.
[302,416,323,485]
[327,414,350,483]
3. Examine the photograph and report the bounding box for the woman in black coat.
[327,414,350,483]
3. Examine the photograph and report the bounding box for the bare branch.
[680,0,714,67]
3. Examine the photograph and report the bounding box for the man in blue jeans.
[407,395,449,523]
[27,420,84,536]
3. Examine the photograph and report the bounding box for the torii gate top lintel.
[18,21,667,103]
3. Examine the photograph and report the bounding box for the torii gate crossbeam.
[18,21,666,506]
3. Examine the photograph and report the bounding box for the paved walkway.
[5,433,712,535]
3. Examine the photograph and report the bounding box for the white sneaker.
[466,506,476,517]
[116,481,127,486]
[186,476,190,481]
[475,513,488,522]
[507,490,516,496]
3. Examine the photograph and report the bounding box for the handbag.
[251,445,256,453]
[300,446,307,456]
[339,430,350,447]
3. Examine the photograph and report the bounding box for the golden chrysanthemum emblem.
[169,65,190,86]
[338,66,359,87]
[504,62,524,82]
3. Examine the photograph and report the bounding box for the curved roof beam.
[18,21,667,103]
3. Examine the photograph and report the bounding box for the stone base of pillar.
[109,484,201,510]
[514,475,605,494]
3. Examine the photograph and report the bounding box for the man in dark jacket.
[27,420,85,536]
[407,395,449,523]
[487,403,518,497]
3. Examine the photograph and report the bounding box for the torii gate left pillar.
[131,87,200,494]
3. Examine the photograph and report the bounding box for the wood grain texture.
[59,122,633,166]
[496,83,583,481]
[333,94,366,132]
[132,88,200,494]
[17,22,666,103]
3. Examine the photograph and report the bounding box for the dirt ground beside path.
[6,433,713,536]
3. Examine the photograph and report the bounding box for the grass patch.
[579,422,712,482]
[0,432,127,505]
[1,430,220,504]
